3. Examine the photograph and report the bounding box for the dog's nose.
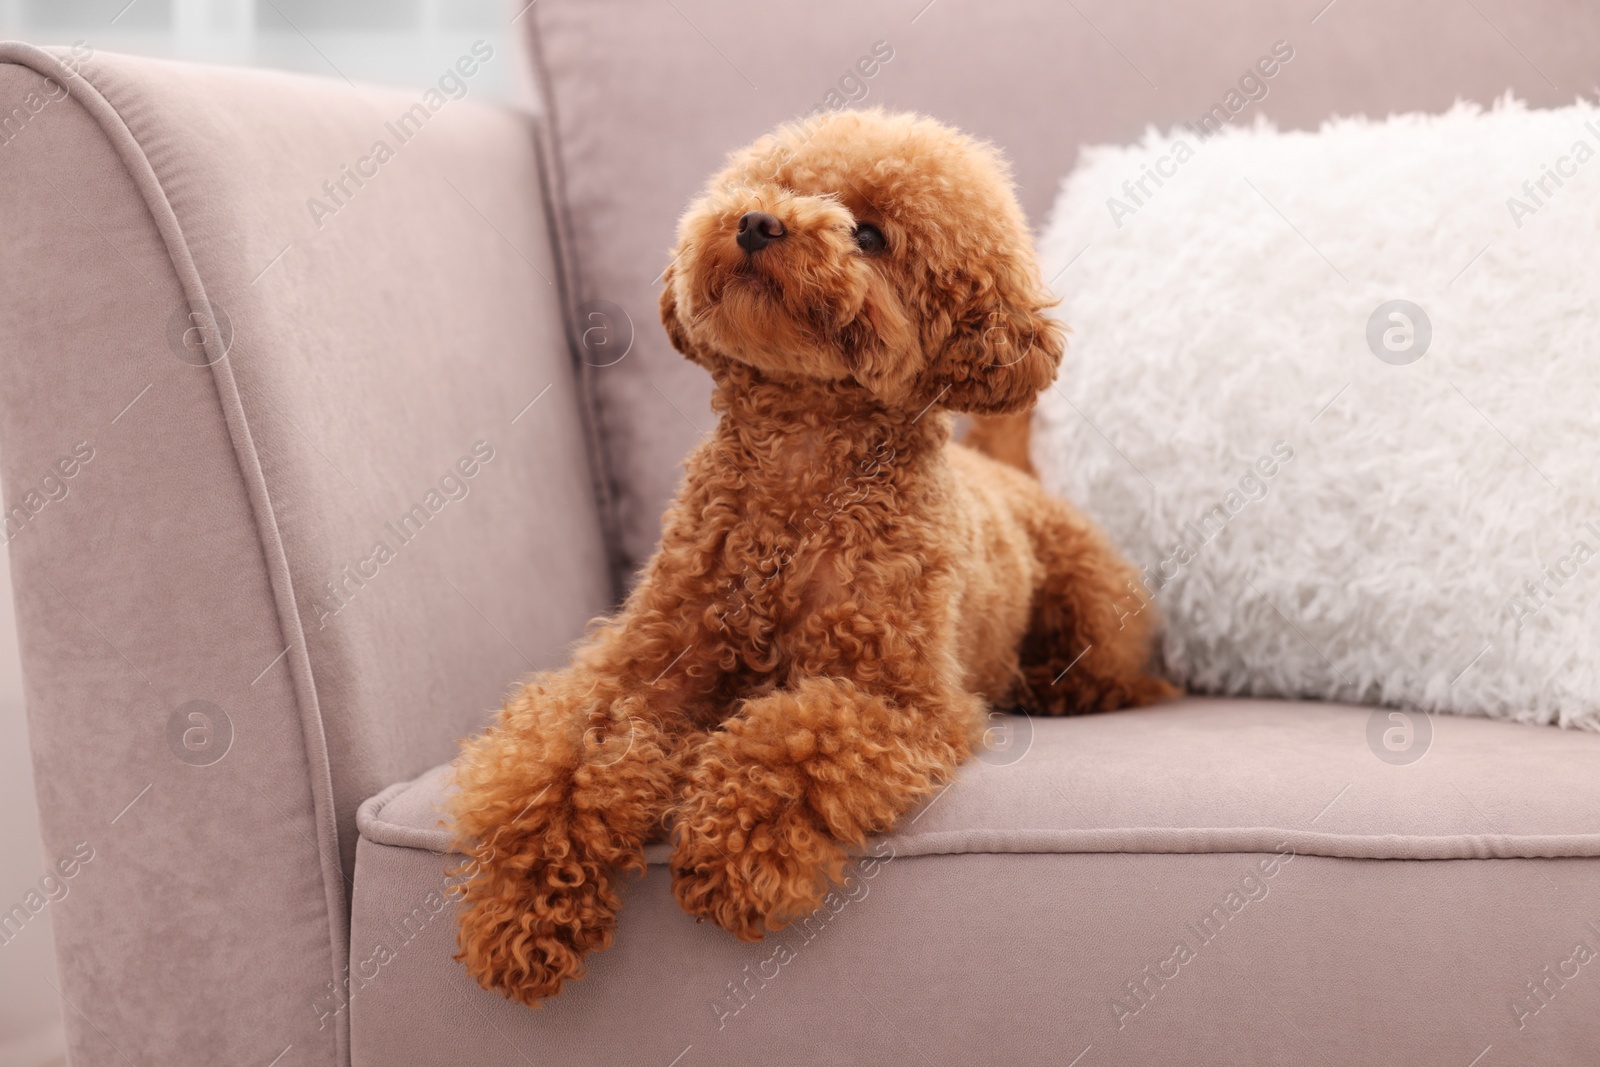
[736,211,786,253]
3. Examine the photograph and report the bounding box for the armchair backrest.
[523,0,1596,574]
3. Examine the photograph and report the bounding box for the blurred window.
[1,0,514,97]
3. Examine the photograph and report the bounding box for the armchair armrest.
[0,43,610,1067]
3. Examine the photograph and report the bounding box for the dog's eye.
[852,223,887,255]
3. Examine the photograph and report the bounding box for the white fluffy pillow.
[1033,97,1600,728]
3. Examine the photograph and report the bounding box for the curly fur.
[449,108,1175,1006]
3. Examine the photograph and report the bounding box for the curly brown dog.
[449,108,1174,1006]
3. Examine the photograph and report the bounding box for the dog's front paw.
[452,848,619,1006]
[670,822,839,940]
[669,783,847,940]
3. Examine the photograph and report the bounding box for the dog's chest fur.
[664,410,951,686]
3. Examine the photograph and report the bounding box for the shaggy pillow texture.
[1033,97,1600,728]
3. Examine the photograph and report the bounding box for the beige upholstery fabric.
[352,698,1600,1065]
[525,0,1598,573]
[353,853,1600,1066]
[0,44,610,1067]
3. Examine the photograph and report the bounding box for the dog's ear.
[921,257,1065,415]
[841,278,921,404]
[658,258,719,371]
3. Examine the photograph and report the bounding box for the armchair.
[5,2,1600,1063]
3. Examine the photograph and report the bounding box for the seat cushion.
[349,698,1600,1065]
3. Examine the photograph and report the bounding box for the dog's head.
[660,109,1064,415]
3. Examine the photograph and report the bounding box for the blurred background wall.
[0,3,519,1062]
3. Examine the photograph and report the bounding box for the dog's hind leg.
[448,623,705,1006]
[960,410,1037,473]
[668,675,979,940]
[1013,494,1178,715]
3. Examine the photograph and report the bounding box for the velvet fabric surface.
[0,43,610,1067]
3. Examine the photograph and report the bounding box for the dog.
[448,108,1175,1006]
